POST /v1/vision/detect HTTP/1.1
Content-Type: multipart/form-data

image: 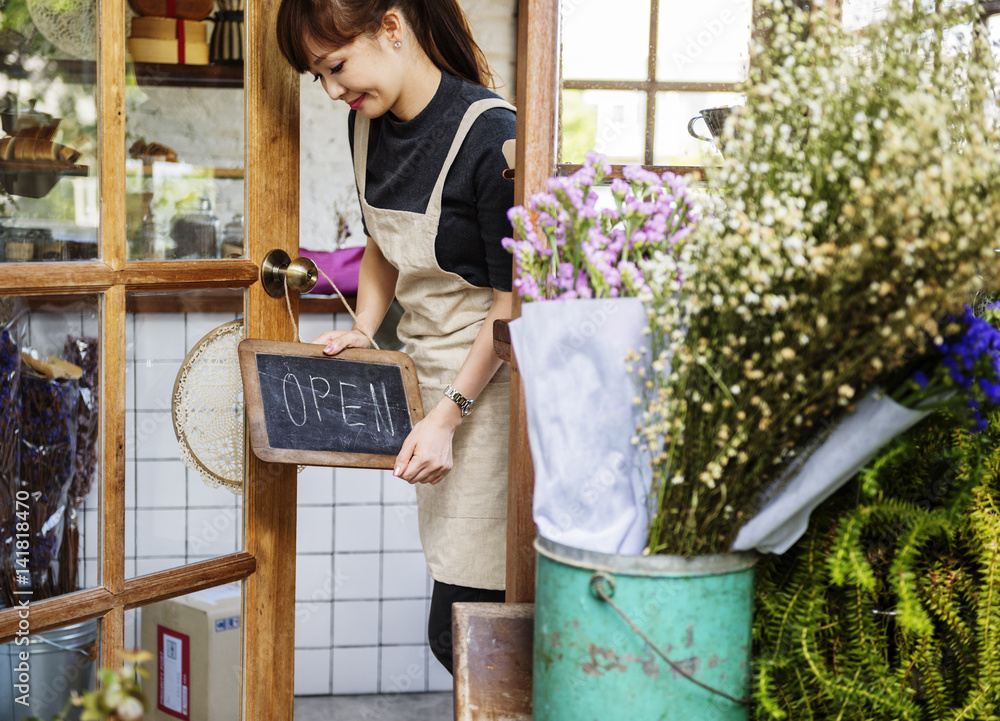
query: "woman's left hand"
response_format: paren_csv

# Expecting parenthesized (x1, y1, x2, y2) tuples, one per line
(393, 399, 464, 484)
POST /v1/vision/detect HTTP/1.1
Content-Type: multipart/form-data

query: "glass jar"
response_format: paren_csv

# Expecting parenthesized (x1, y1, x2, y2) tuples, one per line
(220, 212, 244, 258)
(169, 195, 219, 259)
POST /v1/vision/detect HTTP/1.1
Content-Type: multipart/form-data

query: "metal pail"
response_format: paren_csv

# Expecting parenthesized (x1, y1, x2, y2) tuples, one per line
(0, 618, 98, 721)
(533, 537, 756, 720)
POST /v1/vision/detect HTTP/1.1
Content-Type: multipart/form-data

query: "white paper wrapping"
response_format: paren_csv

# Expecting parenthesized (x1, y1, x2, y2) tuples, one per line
(731, 389, 931, 554)
(508, 298, 653, 555)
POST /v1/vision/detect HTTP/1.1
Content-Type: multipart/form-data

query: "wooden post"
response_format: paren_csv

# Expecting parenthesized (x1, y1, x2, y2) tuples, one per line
(507, 0, 559, 604)
(243, 0, 300, 717)
(97, 0, 127, 668)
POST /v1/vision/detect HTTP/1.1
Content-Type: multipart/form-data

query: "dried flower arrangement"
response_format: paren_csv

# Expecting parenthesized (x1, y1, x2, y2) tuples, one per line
(637, 0, 1000, 555)
(18, 366, 80, 598)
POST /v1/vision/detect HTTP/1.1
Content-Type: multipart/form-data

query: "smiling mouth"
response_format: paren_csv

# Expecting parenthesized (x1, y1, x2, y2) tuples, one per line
(348, 94, 366, 110)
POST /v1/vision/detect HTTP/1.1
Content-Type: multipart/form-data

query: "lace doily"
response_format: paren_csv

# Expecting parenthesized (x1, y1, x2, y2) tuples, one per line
(26, 0, 134, 60)
(172, 319, 245, 494)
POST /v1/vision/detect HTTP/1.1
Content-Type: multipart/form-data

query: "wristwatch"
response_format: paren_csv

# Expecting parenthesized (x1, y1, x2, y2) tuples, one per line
(444, 385, 475, 417)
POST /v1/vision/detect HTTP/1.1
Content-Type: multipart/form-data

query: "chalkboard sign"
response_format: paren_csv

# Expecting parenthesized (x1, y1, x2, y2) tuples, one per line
(238, 339, 424, 469)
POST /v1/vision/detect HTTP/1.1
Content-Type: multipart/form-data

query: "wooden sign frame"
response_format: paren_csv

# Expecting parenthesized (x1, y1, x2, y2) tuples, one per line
(238, 339, 424, 469)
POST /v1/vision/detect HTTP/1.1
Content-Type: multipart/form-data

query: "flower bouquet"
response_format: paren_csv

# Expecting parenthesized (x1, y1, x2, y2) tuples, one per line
(503, 153, 699, 554)
(638, 0, 1000, 557)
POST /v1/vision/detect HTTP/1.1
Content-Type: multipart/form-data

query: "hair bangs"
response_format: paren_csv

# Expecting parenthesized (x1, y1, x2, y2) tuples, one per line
(276, 0, 364, 74)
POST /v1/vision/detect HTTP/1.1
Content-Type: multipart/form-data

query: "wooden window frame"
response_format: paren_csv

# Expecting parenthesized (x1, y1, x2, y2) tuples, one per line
(556, 0, 749, 179)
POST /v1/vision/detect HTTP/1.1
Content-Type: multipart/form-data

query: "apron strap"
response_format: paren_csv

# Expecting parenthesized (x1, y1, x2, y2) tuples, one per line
(353, 112, 371, 199)
(426, 98, 516, 220)
(352, 97, 516, 219)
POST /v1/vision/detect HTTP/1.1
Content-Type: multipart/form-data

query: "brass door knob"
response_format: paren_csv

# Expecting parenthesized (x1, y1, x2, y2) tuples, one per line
(260, 249, 319, 298)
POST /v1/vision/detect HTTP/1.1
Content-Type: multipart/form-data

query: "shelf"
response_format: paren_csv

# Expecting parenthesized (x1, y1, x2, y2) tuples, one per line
(0, 162, 89, 198)
(0, 161, 88, 176)
(133, 164, 243, 179)
(49, 59, 243, 89)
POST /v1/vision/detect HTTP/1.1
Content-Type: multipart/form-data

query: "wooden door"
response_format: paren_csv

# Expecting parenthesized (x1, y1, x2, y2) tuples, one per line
(0, 0, 299, 718)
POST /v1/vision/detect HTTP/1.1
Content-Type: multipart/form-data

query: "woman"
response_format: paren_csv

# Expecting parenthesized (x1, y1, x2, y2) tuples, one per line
(276, 0, 515, 674)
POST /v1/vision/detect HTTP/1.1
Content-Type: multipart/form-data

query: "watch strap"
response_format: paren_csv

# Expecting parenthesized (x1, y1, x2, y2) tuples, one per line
(444, 385, 474, 417)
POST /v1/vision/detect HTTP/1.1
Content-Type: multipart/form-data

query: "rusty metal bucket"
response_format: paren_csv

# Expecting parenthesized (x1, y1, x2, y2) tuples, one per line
(533, 537, 756, 720)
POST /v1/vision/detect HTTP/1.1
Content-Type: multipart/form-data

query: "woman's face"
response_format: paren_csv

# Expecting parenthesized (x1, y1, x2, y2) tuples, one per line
(304, 31, 402, 119)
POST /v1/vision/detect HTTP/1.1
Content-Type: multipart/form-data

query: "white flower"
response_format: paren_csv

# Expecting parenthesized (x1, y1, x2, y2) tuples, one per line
(116, 697, 145, 721)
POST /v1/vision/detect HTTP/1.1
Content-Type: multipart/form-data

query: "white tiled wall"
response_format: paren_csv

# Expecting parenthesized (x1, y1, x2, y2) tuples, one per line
(292, 315, 450, 695)
(64, 309, 448, 697)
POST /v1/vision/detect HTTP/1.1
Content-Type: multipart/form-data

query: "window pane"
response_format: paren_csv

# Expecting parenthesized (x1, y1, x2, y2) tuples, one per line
(653, 91, 743, 166)
(561, 0, 651, 81)
(123, 290, 244, 580)
(0, 1, 100, 263)
(656, 0, 751, 83)
(0, 618, 99, 719)
(560, 89, 646, 165)
(129, 585, 243, 718)
(1, 294, 102, 606)
(125, 0, 245, 261)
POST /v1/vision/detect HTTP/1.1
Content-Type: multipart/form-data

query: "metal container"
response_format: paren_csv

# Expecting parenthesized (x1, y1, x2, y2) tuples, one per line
(533, 537, 756, 721)
(0, 619, 98, 721)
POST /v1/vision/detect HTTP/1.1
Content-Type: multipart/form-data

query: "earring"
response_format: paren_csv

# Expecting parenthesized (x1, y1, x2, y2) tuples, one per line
(394, 41, 401, 48)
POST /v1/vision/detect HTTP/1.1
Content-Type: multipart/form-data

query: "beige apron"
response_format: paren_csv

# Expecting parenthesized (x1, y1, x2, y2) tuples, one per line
(353, 98, 514, 590)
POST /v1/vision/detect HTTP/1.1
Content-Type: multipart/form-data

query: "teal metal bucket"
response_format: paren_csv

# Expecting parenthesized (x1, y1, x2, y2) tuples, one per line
(0, 619, 97, 721)
(533, 537, 757, 720)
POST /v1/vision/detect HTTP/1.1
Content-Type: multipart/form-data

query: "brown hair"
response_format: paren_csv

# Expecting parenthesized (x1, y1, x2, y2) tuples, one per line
(276, 0, 493, 88)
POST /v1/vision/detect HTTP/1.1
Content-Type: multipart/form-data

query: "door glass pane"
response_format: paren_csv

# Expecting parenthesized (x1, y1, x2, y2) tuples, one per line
(0, 618, 100, 720)
(654, 90, 744, 166)
(123, 290, 244, 580)
(656, 0, 751, 83)
(125, 0, 245, 261)
(0, 294, 101, 608)
(561, 89, 646, 165)
(561, 0, 651, 81)
(0, 1, 100, 263)
(127, 586, 243, 719)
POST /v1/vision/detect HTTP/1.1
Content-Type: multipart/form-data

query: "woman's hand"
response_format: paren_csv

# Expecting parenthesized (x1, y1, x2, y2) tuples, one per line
(311, 329, 371, 356)
(393, 399, 464, 484)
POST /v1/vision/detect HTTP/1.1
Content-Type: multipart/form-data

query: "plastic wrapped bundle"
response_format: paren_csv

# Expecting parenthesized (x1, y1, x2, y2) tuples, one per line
(56, 336, 98, 596)
(19, 369, 79, 599)
(0, 298, 26, 608)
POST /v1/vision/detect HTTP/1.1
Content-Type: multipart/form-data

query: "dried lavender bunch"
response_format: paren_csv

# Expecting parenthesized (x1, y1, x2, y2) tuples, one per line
(0, 326, 19, 607)
(19, 370, 79, 599)
(56, 335, 99, 595)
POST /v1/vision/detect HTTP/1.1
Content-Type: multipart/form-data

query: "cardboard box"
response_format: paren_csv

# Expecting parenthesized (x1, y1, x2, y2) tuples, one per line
(141, 584, 242, 721)
(127, 37, 209, 65)
(131, 17, 209, 44)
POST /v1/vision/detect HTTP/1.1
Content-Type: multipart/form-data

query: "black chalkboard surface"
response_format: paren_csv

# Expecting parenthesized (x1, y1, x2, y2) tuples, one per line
(238, 339, 424, 468)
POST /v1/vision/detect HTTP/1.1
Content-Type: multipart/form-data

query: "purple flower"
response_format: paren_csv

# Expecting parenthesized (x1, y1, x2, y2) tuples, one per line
(623, 164, 662, 186)
(912, 370, 928, 388)
(503, 151, 698, 301)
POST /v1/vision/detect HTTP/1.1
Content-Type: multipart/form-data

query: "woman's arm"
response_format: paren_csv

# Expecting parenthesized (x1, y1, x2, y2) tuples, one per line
(393, 288, 512, 484)
(312, 237, 398, 353)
